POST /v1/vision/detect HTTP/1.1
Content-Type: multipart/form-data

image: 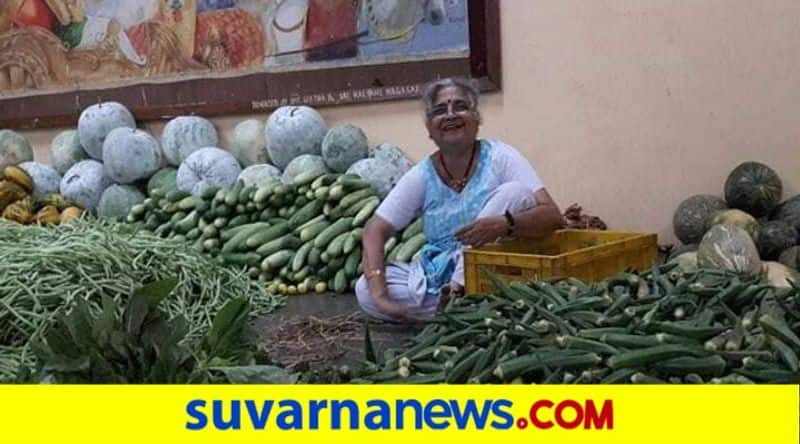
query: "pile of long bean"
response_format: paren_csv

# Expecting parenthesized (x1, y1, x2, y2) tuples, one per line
(353, 263, 800, 384)
(0, 219, 284, 382)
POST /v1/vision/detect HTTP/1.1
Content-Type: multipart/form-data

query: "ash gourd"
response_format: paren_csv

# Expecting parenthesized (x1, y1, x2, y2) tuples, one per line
(0, 130, 34, 170)
(77, 102, 136, 160)
(266, 106, 328, 170)
(50, 130, 88, 175)
(162, 116, 219, 166)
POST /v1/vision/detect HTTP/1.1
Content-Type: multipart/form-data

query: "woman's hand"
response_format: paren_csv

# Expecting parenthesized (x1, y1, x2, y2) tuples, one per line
(455, 215, 508, 247)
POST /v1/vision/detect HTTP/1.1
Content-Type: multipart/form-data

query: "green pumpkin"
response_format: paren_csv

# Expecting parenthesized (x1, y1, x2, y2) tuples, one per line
(773, 194, 800, 232)
(724, 161, 782, 218)
(756, 220, 797, 261)
(778, 246, 800, 270)
(672, 195, 727, 244)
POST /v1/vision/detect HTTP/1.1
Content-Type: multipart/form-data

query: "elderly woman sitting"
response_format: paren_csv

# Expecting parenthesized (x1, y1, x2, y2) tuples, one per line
(356, 77, 564, 322)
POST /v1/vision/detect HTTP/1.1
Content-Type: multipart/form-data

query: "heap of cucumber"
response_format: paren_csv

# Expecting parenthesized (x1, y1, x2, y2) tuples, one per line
(127, 171, 425, 295)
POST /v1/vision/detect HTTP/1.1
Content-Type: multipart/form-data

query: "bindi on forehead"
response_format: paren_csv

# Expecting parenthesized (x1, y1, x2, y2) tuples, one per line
(434, 87, 469, 106)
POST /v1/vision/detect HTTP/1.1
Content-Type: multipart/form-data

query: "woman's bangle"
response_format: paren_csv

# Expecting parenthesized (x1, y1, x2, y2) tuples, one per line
(365, 268, 384, 280)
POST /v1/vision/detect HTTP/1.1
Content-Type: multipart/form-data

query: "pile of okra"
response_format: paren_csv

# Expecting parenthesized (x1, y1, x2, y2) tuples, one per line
(353, 263, 800, 384)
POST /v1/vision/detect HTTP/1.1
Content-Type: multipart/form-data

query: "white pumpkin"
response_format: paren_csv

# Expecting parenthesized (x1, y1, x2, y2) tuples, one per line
(77, 102, 136, 160)
(59, 160, 114, 211)
(238, 164, 281, 187)
(230, 119, 270, 166)
(347, 157, 409, 198)
(97, 184, 146, 220)
(177, 147, 242, 196)
(321, 124, 369, 173)
(266, 106, 327, 170)
(0, 129, 34, 169)
(50, 130, 88, 175)
(281, 154, 329, 184)
(162, 116, 219, 166)
(18, 161, 61, 199)
(102, 127, 162, 184)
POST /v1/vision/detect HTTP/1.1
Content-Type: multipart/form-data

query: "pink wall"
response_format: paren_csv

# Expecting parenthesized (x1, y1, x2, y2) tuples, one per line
(16, 1, 800, 244)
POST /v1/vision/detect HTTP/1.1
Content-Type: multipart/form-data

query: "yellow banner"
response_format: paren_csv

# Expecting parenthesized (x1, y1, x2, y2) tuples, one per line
(0, 385, 796, 443)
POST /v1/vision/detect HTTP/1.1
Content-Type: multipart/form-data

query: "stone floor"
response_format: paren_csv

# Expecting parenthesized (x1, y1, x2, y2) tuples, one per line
(256, 292, 418, 371)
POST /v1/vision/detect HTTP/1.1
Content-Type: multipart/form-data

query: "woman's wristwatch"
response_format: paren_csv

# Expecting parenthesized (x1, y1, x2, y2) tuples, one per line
(504, 210, 516, 236)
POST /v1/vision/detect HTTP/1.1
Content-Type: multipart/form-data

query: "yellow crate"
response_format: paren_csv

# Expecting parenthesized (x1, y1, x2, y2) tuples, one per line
(463, 229, 658, 294)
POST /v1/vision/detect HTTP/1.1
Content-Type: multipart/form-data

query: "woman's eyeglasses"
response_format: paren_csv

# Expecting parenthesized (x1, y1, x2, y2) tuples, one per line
(427, 99, 475, 119)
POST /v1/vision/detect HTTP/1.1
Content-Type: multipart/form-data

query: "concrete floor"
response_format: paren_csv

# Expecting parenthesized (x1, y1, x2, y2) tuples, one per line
(256, 292, 418, 372)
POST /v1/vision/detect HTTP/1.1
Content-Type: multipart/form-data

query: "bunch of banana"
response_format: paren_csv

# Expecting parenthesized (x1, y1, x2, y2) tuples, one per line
(0, 165, 84, 226)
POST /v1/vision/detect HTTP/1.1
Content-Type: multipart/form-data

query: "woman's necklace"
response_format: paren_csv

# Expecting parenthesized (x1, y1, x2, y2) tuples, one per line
(439, 142, 477, 192)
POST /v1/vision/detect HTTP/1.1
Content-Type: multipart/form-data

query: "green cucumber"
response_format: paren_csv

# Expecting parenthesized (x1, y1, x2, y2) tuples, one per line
(326, 231, 351, 258)
(292, 241, 314, 272)
(300, 221, 332, 243)
(344, 247, 362, 278)
(401, 218, 424, 241)
(220, 223, 259, 243)
(253, 180, 281, 203)
(202, 238, 220, 251)
(221, 252, 261, 267)
(292, 169, 326, 186)
(395, 233, 425, 262)
(314, 186, 330, 200)
(200, 186, 220, 200)
(342, 232, 358, 255)
(239, 185, 255, 204)
(328, 184, 346, 201)
(351, 197, 381, 225)
(202, 225, 219, 239)
(166, 189, 190, 203)
(222, 222, 272, 253)
(314, 217, 355, 248)
(288, 200, 324, 229)
(177, 196, 203, 211)
(212, 203, 232, 218)
(244, 221, 290, 249)
(294, 214, 326, 234)
(292, 266, 311, 282)
(226, 214, 249, 228)
(384, 236, 398, 255)
(307, 247, 323, 267)
(338, 188, 377, 211)
(174, 211, 199, 234)
(225, 181, 243, 206)
(170, 211, 187, 224)
(186, 228, 201, 240)
(262, 250, 295, 271)
(337, 176, 371, 191)
(311, 173, 339, 190)
(333, 269, 348, 293)
(255, 234, 302, 257)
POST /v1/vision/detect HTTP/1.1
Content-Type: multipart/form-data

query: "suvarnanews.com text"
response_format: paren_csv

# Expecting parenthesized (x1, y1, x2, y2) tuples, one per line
(186, 398, 614, 431)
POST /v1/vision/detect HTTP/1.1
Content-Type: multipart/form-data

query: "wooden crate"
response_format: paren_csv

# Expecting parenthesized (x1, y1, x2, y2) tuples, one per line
(463, 230, 658, 294)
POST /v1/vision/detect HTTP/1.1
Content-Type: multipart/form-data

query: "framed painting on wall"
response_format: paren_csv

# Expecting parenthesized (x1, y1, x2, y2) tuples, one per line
(0, 0, 500, 129)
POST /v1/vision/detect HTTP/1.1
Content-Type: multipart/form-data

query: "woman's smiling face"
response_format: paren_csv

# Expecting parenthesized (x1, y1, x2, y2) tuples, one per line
(425, 86, 480, 149)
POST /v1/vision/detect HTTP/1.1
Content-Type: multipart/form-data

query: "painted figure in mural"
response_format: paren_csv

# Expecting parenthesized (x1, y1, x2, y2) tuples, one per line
(0, 0, 464, 94)
(356, 78, 566, 323)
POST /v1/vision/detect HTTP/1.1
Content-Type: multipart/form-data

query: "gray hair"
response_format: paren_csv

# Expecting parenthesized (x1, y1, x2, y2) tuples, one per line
(421, 77, 480, 115)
